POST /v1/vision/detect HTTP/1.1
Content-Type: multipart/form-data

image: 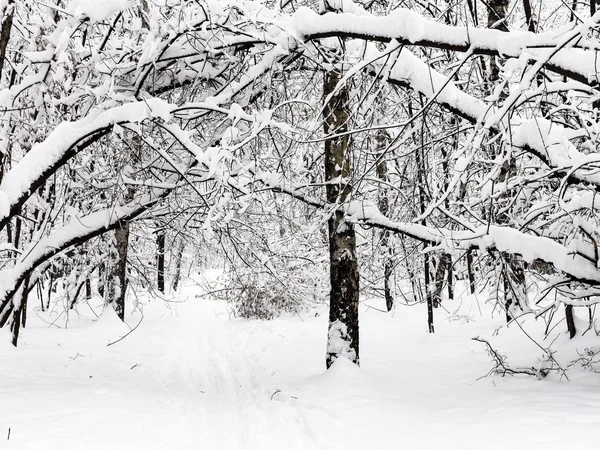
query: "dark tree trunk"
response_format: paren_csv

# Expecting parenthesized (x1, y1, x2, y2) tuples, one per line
(485, 0, 528, 321)
(113, 222, 129, 321)
(446, 255, 454, 300)
(46, 272, 53, 310)
(85, 278, 91, 300)
(413, 97, 434, 332)
(97, 263, 105, 298)
(466, 250, 476, 294)
(14, 215, 21, 251)
(486, 0, 509, 91)
(522, 0, 537, 32)
(10, 275, 29, 347)
(156, 230, 165, 293)
(425, 253, 434, 333)
(565, 304, 576, 339)
(171, 240, 185, 292)
(0, 0, 14, 82)
(323, 63, 360, 369)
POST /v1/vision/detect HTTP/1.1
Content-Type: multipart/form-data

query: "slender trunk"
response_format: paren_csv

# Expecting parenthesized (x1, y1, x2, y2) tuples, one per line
(171, 240, 185, 292)
(323, 60, 360, 369)
(486, 0, 528, 321)
(113, 222, 129, 321)
(446, 255, 454, 300)
(156, 230, 165, 293)
(98, 262, 105, 298)
(522, 0, 536, 32)
(0, 0, 15, 188)
(14, 215, 21, 251)
(38, 282, 44, 312)
(466, 250, 476, 294)
(375, 130, 394, 311)
(0, 0, 15, 82)
(425, 253, 434, 333)
(10, 275, 29, 347)
(46, 272, 53, 310)
(433, 252, 451, 307)
(413, 97, 435, 332)
(565, 304, 576, 339)
(20, 284, 27, 328)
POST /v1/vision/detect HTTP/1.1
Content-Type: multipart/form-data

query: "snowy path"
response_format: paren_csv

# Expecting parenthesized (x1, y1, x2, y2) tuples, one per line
(2, 296, 600, 449)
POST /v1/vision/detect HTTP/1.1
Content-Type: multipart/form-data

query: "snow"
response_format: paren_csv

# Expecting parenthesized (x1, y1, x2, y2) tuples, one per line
(288, 7, 600, 84)
(0, 191, 163, 309)
(0, 99, 172, 228)
(326, 319, 356, 363)
(69, 0, 134, 22)
(2, 282, 600, 449)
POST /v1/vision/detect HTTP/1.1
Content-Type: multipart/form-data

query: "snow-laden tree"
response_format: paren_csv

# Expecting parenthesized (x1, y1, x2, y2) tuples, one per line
(0, 0, 599, 371)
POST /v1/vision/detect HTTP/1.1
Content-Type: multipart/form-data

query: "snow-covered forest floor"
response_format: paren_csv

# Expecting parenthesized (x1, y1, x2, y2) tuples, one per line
(2, 277, 600, 450)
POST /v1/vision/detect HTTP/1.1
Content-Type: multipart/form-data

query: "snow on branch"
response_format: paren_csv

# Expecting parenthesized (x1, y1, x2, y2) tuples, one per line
(289, 7, 600, 86)
(259, 172, 600, 287)
(347, 201, 600, 286)
(0, 99, 173, 231)
(378, 47, 600, 189)
(0, 188, 170, 325)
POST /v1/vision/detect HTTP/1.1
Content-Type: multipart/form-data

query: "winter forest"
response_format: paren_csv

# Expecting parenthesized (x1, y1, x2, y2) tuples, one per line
(2, 0, 600, 447)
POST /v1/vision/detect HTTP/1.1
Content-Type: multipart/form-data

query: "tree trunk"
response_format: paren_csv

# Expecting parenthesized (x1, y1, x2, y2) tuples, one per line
(85, 278, 91, 300)
(425, 253, 434, 333)
(522, 0, 536, 32)
(171, 239, 185, 292)
(0, 0, 14, 82)
(323, 60, 360, 369)
(156, 230, 165, 293)
(113, 222, 129, 321)
(486, 0, 529, 321)
(10, 275, 29, 347)
(375, 130, 394, 311)
(413, 97, 435, 332)
(565, 304, 576, 339)
(446, 255, 454, 300)
(466, 250, 476, 294)
(433, 252, 451, 307)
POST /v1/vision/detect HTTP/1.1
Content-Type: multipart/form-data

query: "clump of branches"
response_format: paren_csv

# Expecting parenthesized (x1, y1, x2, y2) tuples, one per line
(211, 271, 302, 320)
(472, 336, 567, 380)
(568, 347, 600, 373)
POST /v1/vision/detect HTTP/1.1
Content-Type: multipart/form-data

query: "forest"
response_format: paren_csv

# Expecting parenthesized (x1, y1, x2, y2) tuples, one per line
(2, 0, 600, 448)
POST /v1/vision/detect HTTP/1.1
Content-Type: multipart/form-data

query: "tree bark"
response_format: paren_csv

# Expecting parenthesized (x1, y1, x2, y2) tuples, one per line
(522, 0, 537, 32)
(413, 97, 435, 332)
(113, 222, 129, 321)
(565, 304, 576, 339)
(466, 250, 476, 294)
(375, 130, 394, 311)
(171, 239, 185, 292)
(323, 56, 360, 369)
(433, 252, 451, 307)
(486, 0, 529, 321)
(0, 0, 14, 82)
(10, 275, 29, 347)
(156, 230, 165, 293)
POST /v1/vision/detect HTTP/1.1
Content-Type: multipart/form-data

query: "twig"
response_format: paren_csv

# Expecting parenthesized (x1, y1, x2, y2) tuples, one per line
(107, 316, 144, 347)
(472, 336, 538, 378)
(271, 389, 281, 400)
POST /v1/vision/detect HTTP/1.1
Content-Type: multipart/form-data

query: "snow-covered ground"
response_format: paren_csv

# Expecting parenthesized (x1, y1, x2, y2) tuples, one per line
(2, 280, 600, 450)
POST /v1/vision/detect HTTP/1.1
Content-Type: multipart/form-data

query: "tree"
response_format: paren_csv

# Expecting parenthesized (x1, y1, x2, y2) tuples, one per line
(0, 1, 598, 370)
(322, 5, 360, 366)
